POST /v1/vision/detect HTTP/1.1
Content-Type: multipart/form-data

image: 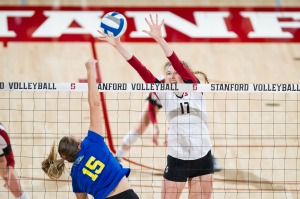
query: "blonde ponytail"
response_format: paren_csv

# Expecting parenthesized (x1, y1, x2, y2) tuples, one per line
(42, 143, 65, 179)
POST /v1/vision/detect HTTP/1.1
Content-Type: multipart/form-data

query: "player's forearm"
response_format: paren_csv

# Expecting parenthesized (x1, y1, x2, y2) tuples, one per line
(155, 37, 173, 57)
(148, 103, 157, 124)
(115, 42, 133, 61)
(168, 52, 198, 83)
(153, 30, 197, 82)
(0, 158, 7, 178)
(87, 67, 100, 108)
(127, 56, 157, 83)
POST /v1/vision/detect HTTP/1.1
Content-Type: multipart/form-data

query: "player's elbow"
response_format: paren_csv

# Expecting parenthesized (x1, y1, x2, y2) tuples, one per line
(88, 93, 101, 108)
(0, 156, 4, 162)
(0, 156, 6, 165)
(89, 100, 101, 108)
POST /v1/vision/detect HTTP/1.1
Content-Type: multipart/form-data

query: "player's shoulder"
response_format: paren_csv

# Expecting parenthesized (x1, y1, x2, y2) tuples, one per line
(0, 123, 9, 137)
(87, 130, 104, 142)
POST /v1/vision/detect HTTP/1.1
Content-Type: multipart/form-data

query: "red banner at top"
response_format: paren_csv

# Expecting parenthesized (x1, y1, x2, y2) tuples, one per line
(0, 6, 300, 42)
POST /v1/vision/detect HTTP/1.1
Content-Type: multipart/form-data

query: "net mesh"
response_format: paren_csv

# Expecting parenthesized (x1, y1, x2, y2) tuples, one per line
(0, 84, 299, 199)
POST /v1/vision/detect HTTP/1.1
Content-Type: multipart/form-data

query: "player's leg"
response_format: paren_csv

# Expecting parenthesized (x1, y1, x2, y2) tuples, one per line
(6, 169, 30, 199)
(161, 179, 186, 199)
(188, 174, 213, 199)
(162, 155, 190, 199)
(187, 150, 214, 199)
(116, 102, 150, 160)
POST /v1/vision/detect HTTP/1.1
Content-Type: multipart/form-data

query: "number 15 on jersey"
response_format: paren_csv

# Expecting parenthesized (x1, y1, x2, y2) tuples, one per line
(82, 156, 105, 181)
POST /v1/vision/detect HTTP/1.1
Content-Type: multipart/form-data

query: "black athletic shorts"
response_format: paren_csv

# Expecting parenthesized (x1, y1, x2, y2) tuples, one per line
(163, 150, 214, 182)
(106, 189, 139, 199)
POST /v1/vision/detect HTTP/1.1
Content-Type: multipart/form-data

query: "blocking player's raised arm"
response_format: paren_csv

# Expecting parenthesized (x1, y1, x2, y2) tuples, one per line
(97, 30, 157, 83)
(143, 14, 198, 83)
(97, 31, 133, 61)
(85, 59, 102, 135)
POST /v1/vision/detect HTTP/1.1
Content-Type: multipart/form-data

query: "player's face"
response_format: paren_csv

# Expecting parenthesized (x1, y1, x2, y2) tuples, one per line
(165, 66, 183, 84)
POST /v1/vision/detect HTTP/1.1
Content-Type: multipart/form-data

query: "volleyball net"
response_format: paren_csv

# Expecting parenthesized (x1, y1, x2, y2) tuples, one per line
(0, 82, 299, 199)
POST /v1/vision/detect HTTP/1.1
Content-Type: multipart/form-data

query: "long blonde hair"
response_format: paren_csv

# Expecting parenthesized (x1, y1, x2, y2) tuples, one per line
(42, 136, 80, 179)
(41, 143, 65, 179)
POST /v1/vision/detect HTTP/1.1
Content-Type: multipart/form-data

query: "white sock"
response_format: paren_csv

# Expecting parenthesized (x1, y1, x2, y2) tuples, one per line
(122, 129, 140, 146)
(16, 192, 30, 199)
(116, 145, 128, 158)
(116, 129, 140, 158)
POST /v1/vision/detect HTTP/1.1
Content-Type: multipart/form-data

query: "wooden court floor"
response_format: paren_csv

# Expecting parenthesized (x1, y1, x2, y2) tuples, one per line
(0, 1, 300, 199)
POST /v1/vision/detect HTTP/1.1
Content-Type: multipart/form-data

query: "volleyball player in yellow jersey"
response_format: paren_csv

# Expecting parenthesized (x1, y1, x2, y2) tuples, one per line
(99, 14, 213, 199)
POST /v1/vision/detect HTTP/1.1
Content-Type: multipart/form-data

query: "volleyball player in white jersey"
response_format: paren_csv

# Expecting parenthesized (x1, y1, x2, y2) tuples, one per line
(98, 14, 213, 199)
(0, 123, 30, 199)
(115, 73, 221, 173)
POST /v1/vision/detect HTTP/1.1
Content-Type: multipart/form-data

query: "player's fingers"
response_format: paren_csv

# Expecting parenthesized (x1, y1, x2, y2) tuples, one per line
(159, 19, 164, 28)
(145, 17, 151, 27)
(3, 179, 8, 189)
(150, 14, 155, 25)
(97, 30, 105, 35)
(142, 30, 151, 36)
(97, 30, 109, 39)
(96, 36, 106, 41)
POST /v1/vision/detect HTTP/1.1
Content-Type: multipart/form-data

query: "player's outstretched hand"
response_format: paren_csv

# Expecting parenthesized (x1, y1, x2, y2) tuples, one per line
(143, 14, 164, 41)
(97, 30, 121, 47)
(85, 58, 98, 71)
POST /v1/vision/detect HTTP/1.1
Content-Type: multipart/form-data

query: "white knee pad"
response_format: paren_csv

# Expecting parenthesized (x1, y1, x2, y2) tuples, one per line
(17, 192, 30, 199)
(122, 130, 140, 146)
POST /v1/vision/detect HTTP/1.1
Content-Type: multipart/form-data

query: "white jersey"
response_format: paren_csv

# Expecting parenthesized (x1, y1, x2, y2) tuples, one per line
(155, 91, 212, 160)
(0, 124, 9, 156)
